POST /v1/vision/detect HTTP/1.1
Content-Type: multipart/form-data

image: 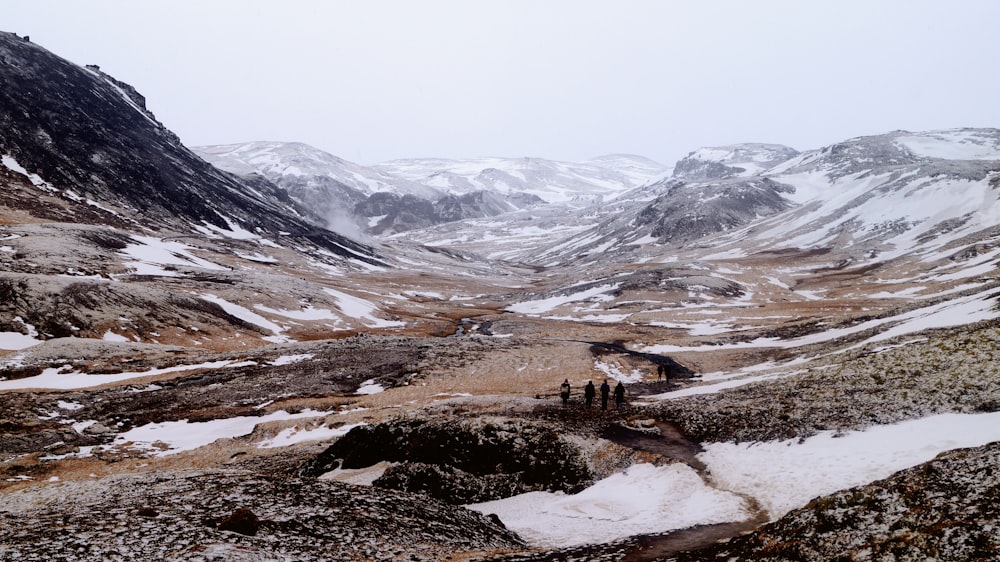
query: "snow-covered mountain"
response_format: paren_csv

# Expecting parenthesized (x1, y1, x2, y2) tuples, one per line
(195, 141, 444, 200)
(398, 129, 1000, 270)
(196, 142, 669, 234)
(730, 128, 1000, 260)
(673, 143, 799, 181)
(375, 154, 669, 206)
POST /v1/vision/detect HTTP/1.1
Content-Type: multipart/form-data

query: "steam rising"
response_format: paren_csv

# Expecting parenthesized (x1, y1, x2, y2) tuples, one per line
(325, 209, 368, 242)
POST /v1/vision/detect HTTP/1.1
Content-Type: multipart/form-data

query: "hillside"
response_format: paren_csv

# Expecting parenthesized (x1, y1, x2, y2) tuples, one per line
(2, 30, 1000, 561)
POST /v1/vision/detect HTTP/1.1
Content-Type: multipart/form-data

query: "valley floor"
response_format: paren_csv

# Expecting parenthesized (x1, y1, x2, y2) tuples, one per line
(3, 228, 1000, 560)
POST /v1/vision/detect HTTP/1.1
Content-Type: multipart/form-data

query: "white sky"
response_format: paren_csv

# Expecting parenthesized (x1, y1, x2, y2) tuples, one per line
(5, 1, 999, 165)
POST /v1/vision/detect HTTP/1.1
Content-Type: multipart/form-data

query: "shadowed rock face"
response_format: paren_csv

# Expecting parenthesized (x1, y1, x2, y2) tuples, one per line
(637, 177, 794, 243)
(301, 416, 594, 503)
(0, 31, 379, 264)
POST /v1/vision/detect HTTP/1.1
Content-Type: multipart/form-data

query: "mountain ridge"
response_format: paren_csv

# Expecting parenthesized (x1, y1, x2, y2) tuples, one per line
(0, 31, 381, 266)
(196, 141, 670, 235)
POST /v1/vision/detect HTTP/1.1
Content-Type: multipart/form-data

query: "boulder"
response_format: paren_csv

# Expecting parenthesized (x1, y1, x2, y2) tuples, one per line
(218, 507, 260, 536)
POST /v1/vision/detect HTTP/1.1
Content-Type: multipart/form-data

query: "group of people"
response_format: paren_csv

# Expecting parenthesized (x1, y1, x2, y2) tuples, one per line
(559, 378, 625, 410)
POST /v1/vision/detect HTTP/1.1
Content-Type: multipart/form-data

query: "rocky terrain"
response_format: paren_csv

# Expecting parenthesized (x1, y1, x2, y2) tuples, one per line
(3, 30, 1000, 561)
(0, 469, 525, 561)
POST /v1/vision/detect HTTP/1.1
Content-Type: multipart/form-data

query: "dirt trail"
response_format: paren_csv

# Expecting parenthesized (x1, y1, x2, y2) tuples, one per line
(603, 421, 768, 561)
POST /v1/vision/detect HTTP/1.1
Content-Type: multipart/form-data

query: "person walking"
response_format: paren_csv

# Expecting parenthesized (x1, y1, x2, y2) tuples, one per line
(584, 380, 596, 407)
(599, 379, 611, 410)
(559, 378, 571, 406)
(614, 381, 626, 410)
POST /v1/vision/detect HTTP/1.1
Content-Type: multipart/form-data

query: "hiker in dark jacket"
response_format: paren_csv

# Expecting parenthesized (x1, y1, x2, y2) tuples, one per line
(614, 381, 626, 410)
(599, 379, 611, 410)
(584, 380, 596, 407)
(559, 378, 571, 406)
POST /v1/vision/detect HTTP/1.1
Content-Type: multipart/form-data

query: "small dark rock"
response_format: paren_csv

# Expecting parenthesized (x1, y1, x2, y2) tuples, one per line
(218, 507, 260, 536)
(136, 506, 158, 518)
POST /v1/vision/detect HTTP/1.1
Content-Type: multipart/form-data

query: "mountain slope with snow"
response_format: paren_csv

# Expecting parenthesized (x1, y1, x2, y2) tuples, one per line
(197, 142, 669, 234)
(0, 33, 380, 267)
(673, 143, 800, 181)
(430, 128, 1000, 267)
(195, 141, 444, 200)
(375, 154, 669, 206)
(726, 129, 1000, 260)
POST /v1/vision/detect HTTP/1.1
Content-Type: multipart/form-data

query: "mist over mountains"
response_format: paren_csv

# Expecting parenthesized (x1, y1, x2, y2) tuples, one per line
(194, 141, 671, 236)
(3, 29, 1000, 561)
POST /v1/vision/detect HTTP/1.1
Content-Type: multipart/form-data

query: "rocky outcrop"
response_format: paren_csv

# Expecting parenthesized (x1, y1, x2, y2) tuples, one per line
(301, 416, 594, 502)
(668, 441, 1000, 562)
(636, 177, 794, 243)
(216, 507, 261, 536)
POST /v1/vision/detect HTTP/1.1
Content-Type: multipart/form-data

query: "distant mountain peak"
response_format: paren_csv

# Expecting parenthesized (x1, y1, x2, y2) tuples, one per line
(375, 154, 666, 205)
(673, 143, 800, 181)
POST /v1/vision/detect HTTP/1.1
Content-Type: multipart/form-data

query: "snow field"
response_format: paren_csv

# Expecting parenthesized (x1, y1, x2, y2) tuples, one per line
(894, 130, 1000, 160)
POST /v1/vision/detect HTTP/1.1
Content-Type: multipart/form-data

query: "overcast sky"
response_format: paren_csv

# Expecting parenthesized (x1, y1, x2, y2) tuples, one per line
(6, 1, 999, 166)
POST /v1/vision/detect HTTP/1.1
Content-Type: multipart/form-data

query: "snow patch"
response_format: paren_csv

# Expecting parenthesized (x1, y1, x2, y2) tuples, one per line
(257, 422, 365, 449)
(120, 236, 227, 276)
(0, 360, 250, 391)
(468, 463, 749, 548)
(355, 379, 385, 395)
(323, 288, 405, 328)
(269, 354, 314, 366)
(115, 409, 335, 456)
(700, 411, 1000, 519)
(507, 284, 620, 315)
(199, 294, 291, 343)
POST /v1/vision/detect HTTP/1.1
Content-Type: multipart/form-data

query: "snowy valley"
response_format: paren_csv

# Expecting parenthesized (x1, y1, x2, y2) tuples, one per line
(2, 30, 1000, 561)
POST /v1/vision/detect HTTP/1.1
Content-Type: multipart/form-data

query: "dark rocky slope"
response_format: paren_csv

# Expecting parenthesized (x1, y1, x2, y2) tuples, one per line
(636, 177, 794, 244)
(0, 31, 380, 264)
(358, 190, 541, 235)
